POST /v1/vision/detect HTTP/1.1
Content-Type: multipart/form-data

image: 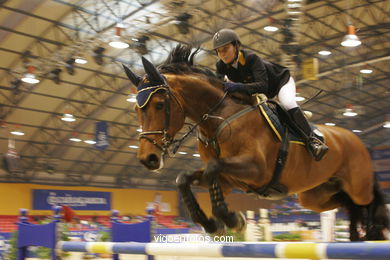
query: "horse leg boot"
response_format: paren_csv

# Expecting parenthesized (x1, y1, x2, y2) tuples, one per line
(176, 170, 225, 234)
(204, 159, 246, 232)
(288, 107, 328, 161)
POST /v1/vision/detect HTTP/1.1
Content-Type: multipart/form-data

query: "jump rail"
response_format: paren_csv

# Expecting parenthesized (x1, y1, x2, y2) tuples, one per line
(58, 241, 390, 259)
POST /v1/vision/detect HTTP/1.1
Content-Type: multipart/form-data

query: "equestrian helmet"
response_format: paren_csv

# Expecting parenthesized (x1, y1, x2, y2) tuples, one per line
(212, 29, 240, 50)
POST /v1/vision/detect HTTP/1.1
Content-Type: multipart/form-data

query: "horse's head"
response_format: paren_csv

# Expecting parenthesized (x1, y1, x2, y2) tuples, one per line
(123, 57, 185, 171)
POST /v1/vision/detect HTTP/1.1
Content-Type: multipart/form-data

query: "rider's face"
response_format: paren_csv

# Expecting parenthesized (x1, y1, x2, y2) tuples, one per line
(216, 43, 236, 64)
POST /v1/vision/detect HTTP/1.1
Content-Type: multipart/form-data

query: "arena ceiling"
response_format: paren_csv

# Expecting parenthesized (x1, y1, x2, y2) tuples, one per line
(0, 0, 389, 189)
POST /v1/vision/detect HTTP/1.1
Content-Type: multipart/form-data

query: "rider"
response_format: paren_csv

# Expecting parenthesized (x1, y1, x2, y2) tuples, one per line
(212, 28, 328, 161)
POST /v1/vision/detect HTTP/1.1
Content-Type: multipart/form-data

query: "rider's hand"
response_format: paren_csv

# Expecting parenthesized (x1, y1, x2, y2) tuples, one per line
(223, 82, 246, 94)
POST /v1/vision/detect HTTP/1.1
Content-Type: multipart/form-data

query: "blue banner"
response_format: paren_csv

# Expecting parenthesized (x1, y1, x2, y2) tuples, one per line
(95, 121, 109, 150)
(32, 190, 111, 210)
(371, 147, 390, 182)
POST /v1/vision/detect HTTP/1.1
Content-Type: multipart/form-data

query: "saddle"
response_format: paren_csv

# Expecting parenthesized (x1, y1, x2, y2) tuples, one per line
(258, 100, 325, 145)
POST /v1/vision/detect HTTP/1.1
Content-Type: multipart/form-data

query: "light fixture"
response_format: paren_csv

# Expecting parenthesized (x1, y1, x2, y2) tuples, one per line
(343, 104, 358, 117)
(84, 134, 96, 144)
(325, 122, 336, 126)
(75, 56, 88, 64)
(384, 117, 390, 128)
(318, 50, 331, 56)
(61, 113, 76, 122)
(341, 25, 361, 47)
(352, 129, 362, 133)
(69, 137, 81, 142)
(126, 93, 137, 103)
(65, 58, 76, 75)
(21, 66, 40, 84)
(92, 47, 105, 65)
(192, 153, 200, 157)
(134, 36, 150, 55)
(264, 25, 278, 32)
(295, 94, 305, 102)
(10, 126, 25, 136)
(136, 128, 142, 132)
(48, 68, 61, 84)
(178, 151, 187, 155)
(175, 13, 192, 35)
(109, 25, 129, 49)
(129, 145, 139, 149)
(69, 133, 81, 142)
(360, 69, 373, 74)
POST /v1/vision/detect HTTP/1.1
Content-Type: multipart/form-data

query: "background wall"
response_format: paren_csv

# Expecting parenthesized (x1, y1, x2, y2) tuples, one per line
(0, 183, 178, 216)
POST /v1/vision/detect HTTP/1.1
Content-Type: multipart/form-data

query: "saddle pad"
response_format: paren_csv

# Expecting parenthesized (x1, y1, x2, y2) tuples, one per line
(258, 102, 324, 145)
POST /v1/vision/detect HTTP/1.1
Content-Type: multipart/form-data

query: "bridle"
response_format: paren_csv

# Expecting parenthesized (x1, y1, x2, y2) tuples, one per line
(138, 83, 185, 156)
(138, 81, 228, 157)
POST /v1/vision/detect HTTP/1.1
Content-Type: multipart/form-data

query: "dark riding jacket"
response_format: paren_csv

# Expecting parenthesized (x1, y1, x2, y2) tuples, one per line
(216, 50, 291, 98)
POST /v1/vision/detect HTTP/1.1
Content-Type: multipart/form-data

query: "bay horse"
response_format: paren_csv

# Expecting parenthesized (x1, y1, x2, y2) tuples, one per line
(123, 45, 389, 240)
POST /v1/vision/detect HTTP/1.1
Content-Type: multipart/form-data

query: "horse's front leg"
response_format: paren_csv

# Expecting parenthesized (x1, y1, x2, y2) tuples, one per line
(204, 155, 261, 232)
(176, 170, 225, 234)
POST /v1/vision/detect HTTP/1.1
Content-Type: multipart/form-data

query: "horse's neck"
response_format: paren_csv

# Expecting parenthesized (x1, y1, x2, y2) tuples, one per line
(172, 76, 248, 135)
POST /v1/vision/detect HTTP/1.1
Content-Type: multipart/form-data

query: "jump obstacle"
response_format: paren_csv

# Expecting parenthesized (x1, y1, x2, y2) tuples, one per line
(17, 207, 390, 260)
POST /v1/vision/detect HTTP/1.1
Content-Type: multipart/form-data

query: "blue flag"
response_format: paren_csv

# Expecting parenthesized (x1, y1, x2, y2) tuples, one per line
(95, 121, 109, 150)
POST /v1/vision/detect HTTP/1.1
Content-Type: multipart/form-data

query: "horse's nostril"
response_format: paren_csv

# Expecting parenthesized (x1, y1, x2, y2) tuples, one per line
(147, 154, 159, 166)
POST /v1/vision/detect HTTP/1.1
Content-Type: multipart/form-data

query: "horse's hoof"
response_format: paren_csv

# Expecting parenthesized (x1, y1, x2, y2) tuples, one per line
(210, 218, 227, 236)
(233, 211, 247, 233)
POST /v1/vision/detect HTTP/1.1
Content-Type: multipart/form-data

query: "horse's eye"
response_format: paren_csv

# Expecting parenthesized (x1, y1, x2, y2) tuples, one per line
(155, 102, 164, 110)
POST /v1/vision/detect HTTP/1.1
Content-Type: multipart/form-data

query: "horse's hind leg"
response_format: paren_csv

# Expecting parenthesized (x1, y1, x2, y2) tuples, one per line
(176, 170, 225, 234)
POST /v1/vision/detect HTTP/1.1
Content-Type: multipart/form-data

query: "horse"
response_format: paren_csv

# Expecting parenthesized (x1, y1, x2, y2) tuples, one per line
(122, 45, 389, 241)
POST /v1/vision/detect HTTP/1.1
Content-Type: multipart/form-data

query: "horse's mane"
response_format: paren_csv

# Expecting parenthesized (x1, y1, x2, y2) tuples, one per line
(158, 44, 222, 85)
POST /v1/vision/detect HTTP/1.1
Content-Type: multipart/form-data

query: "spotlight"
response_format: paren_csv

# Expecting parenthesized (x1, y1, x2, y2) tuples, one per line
(92, 47, 105, 65)
(175, 13, 192, 35)
(48, 68, 61, 84)
(65, 58, 76, 75)
(134, 36, 149, 55)
(10, 79, 22, 94)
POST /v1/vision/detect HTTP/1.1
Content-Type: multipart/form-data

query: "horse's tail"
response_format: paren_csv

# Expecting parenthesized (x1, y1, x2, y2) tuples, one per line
(335, 179, 389, 241)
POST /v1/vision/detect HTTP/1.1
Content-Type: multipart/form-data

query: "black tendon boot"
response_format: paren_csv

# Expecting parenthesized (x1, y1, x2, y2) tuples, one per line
(288, 107, 328, 161)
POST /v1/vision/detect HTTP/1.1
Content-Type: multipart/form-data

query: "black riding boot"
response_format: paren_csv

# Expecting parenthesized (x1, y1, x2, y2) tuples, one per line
(288, 107, 328, 161)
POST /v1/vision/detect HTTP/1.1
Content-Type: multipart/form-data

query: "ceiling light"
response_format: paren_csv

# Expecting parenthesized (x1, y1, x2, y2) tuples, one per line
(264, 26, 278, 32)
(192, 153, 200, 157)
(69, 137, 81, 142)
(129, 145, 139, 149)
(10, 130, 25, 136)
(109, 26, 129, 49)
(61, 113, 76, 122)
(343, 108, 358, 117)
(75, 57, 88, 64)
(360, 69, 373, 74)
(352, 129, 362, 133)
(341, 25, 361, 47)
(126, 94, 137, 103)
(65, 58, 76, 75)
(49, 68, 61, 84)
(325, 122, 336, 126)
(21, 65, 40, 84)
(178, 151, 187, 155)
(318, 50, 331, 56)
(384, 117, 390, 128)
(136, 128, 142, 132)
(84, 139, 96, 145)
(295, 95, 305, 102)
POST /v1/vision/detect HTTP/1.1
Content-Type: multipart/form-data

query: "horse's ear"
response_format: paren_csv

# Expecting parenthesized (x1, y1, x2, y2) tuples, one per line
(141, 56, 165, 84)
(122, 64, 141, 86)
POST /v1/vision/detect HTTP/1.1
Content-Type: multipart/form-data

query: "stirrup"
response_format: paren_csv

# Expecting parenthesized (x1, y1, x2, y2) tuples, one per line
(308, 137, 328, 161)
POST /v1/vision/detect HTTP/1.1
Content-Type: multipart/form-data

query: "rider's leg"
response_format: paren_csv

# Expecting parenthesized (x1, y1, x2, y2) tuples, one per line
(278, 77, 328, 161)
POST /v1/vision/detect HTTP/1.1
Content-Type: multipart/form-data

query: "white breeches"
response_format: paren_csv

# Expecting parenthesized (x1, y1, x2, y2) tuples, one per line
(278, 76, 298, 111)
